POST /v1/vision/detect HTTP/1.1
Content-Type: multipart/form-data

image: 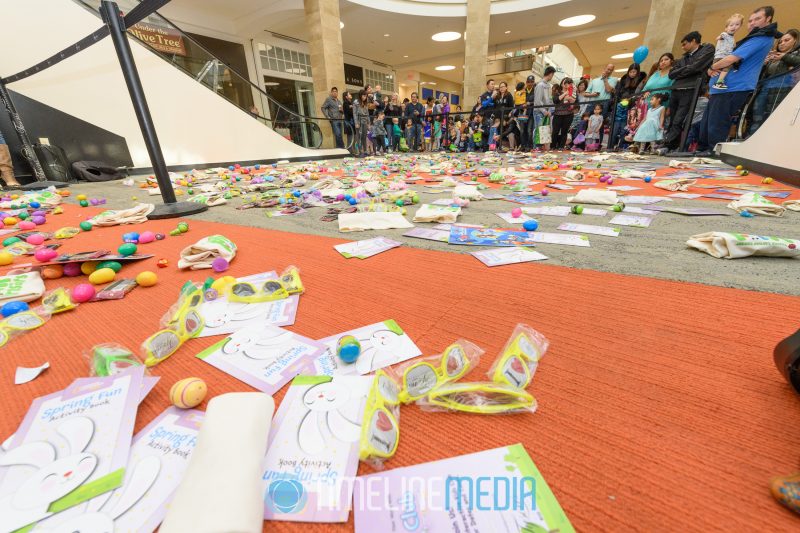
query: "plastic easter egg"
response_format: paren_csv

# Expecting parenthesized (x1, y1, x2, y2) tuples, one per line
(2, 237, 19, 246)
(79, 200, 89, 207)
(644, 176, 652, 183)
(81, 261, 100, 275)
(17, 212, 28, 220)
(42, 264, 64, 279)
(348, 198, 357, 205)
(335, 194, 345, 201)
(606, 177, 614, 185)
(89, 267, 116, 285)
(612, 203, 624, 212)
(90, 198, 99, 206)
(155, 233, 166, 240)
(122, 232, 139, 243)
(80, 221, 93, 231)
(523, 219, 539, 231)
(511, 207, 523, 218)
(3, 217, 18, 226)
(18, 221, 36, 231)
(118, 243, 137, 256)
(763, 177, 773, 184)
(228, 165, 235, 171)
(138, 231, 156, 244)
(31, 210, 45, 218)
(71, 283, 96, 303)
(1, 301, 29, 317)
(599, 175, 609, 183)
(63, 263, 82, 277)
(212, 257, 229, 273)
(170, 377, 208, 409)
(28, 201, 41, 209)
(97, 261, 122, 272)
(30, 216, 47, 226)
(34, 248, 58, 262)
(177, 222, 189, 233)
(571, 204, 584, 215)
(76, 194, 87, 201)
(0, 251, 13, 265)
(541, 189, 549, 196)
(26, 234, 45, 246)
(135, 271, 158, 287)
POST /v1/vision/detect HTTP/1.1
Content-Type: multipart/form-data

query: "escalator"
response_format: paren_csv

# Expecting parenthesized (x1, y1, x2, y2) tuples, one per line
(72, 0, 352, 151)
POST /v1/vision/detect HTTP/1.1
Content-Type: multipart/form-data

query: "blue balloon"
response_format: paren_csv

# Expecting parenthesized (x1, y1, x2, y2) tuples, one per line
(633, 45, 649, 65)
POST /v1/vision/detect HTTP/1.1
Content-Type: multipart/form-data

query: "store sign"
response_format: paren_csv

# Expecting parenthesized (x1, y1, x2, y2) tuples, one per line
(344, 63, 364, 87)
(129, 22, 187, 56)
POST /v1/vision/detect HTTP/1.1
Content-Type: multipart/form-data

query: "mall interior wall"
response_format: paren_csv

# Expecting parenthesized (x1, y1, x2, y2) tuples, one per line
(0, 0, 335, 169)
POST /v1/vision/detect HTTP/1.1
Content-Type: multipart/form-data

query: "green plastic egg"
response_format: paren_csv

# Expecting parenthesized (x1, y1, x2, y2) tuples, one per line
(118, 243, 137, 256)
(79, 221, 93, 231)
(97, 260, 122, 272)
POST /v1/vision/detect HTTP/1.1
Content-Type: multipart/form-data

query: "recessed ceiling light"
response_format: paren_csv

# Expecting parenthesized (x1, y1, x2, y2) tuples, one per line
(614, 68, 627, 73)
(432, 31, 461, 42)
(611, 52, 633, 59)
(607, 32, 639, 42)
(264, 82, 280, 86)
(384, 34, 390, 37)
(504, 30, 511, 34)
(339, 21, 344, 29)
(428, 82, 437, 86)
(558, 15, 596, 27)
(435, 65, 456, 71)
(403, 55, 409, 58)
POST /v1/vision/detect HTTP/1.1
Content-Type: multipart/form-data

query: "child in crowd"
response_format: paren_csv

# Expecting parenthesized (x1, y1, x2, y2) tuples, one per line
(488, 117, 501, 151)
(449, 123, 461, 151)
(468, 115, 483, 151)
(622, 107, 640, 148)
(433, 117, 443, 151)
(633, 93, 666, 153)
(404, 118, 414, 152)
(372, 112, 387, 155)
(514, 82, 526, 108)
(502, 115, 521, 152)
(391, 117, 402, 152)
(585, 105, 604, 151)
(424, 120, 432, 152)
(571, 112, 590, 151)
(712, 13, 744, 90)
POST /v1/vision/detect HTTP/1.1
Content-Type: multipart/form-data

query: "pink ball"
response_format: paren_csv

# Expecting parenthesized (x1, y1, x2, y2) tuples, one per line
(31, 216, 46, 225)
(18, 221, 36, 230)
(26, 234, 45, 245)
(511, 207, 523, 218)
(138, 231, 156, 244)
(71, 283, 96, 303)
(212, 257, 229, 273)
(541, 189, 549, 196)
(606, 177, 614, 185)
(63, 263, 82, 277)
(34, 248, 58, 262)
(599, 175, 609, 183)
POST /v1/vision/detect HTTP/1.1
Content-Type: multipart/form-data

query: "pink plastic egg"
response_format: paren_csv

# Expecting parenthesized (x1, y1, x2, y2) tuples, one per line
(34, 248, 58, 262)
(511, 207, 523, 218)
(541, 189, 549, 196)
(599, 175, 609, 183)
(63, 263, 82, 277)
(18, 221, 36, 230)
(138, 231, 156, 244)
(606, 177, 614, 185)
(26, 234, 45, 245)
(71, 283, 96, 303)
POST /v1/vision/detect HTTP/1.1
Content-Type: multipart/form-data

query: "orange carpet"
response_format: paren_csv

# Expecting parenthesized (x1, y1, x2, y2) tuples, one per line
(2, 206, 800, 531)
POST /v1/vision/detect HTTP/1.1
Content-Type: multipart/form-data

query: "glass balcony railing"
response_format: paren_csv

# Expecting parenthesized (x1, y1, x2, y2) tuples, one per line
(72, 0, 352, 150)
(739, 65, 800, 138)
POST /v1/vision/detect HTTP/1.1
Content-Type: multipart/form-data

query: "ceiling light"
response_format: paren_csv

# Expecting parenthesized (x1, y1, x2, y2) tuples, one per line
(428, 82, 437, 86)
(614, 68, 628, 73)
(264, 82, 280, 86)
(403, 54, 409, 58)
(435, 65, 455, 71)
(432, 31, 461, 42)
(339, 21, 344, 29)
(504, 30, 511, 34)
(558, 15, 596, 27)
(611, 52, 633, 59)
(607, 32, 639, 42)
(384, 34, 390, 37)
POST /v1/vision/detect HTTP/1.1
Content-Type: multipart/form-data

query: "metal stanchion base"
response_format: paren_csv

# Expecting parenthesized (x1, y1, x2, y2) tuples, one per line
(147, 201, 208, 220)
(21, 180, 70, 190)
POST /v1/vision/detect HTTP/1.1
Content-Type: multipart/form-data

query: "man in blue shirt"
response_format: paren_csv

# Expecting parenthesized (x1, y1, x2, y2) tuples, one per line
(697, 6, 779, 154)
(583, 63, 619, 148)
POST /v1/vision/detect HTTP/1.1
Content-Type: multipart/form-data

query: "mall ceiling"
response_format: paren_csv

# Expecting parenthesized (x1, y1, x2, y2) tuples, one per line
(164, 0, 800, 84)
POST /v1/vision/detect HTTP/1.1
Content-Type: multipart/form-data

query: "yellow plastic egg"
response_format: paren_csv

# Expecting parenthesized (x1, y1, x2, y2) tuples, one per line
(762, 177, 773, 184)
(10, 194, 18, 200)
(735, 165, 743, 171)
(76, 193, 87, 201)
(88, 267, 116, 285)
(81, 261, 100, 275)
(210, 275, 236, 294)
(0, 251, 13, 266)
(135, 271, 158, 287)
(3, 217, 18, 226)
(169, 377, 207, 409)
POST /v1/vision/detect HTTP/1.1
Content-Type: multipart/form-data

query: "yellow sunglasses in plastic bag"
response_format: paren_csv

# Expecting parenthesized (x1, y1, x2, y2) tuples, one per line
(359, 370, 400, 462)
(0, 309, 49, 348)
(489, 324, 549, 389)
(397, 339, 483, 403)
(142, 286, 204, 367)
(421, 382, 537, 415)
(228, 267, 304, 303)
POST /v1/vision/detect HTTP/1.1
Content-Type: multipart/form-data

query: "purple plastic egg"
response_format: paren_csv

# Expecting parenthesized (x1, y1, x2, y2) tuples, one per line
(31, 210, 45, 217)
(63, 263, 82, 277)
(90, 198, 99, 206)
(31, 216, 46, 225)
(155, 233, 166, 241)
(336, 194, 345, 201)
(212, 257, 229, 273)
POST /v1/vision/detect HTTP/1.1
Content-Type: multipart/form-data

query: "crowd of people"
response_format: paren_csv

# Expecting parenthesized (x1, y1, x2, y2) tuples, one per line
(319, 5, 798, 159)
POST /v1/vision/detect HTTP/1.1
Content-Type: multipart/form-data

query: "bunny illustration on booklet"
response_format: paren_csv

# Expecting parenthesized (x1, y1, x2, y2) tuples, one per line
(262, 375, 372, 523)
(0, 367, 144, 532)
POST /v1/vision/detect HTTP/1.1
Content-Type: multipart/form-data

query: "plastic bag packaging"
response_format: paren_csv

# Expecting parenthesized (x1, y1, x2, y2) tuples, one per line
(487, 324, 549, 389)
(392, 339, 484, 404)
(359, 370, 400, 469)
(228, 265, 304, 304)
(41, 287, 78, 314)
(86, 343, 147, 377)
(0, 306, 51, 349)
(141, 282, 205, 367)
(417, 382, 537, 415)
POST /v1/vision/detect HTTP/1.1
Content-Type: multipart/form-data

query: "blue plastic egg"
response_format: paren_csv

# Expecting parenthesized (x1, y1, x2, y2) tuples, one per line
(523, 219, 539, 231)
(29, 201, 41, 209)
(254, 164, 261, 170)
(348, 198, 357, 205)
(644, 176, 652, 183)
(1, 301, 29, 317)
(228, 165, 235, 171)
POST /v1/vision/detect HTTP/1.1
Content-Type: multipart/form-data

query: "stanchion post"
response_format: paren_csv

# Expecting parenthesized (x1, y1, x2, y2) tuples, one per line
(100, 0, 206, 219)
(679, 78, 703, 153)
